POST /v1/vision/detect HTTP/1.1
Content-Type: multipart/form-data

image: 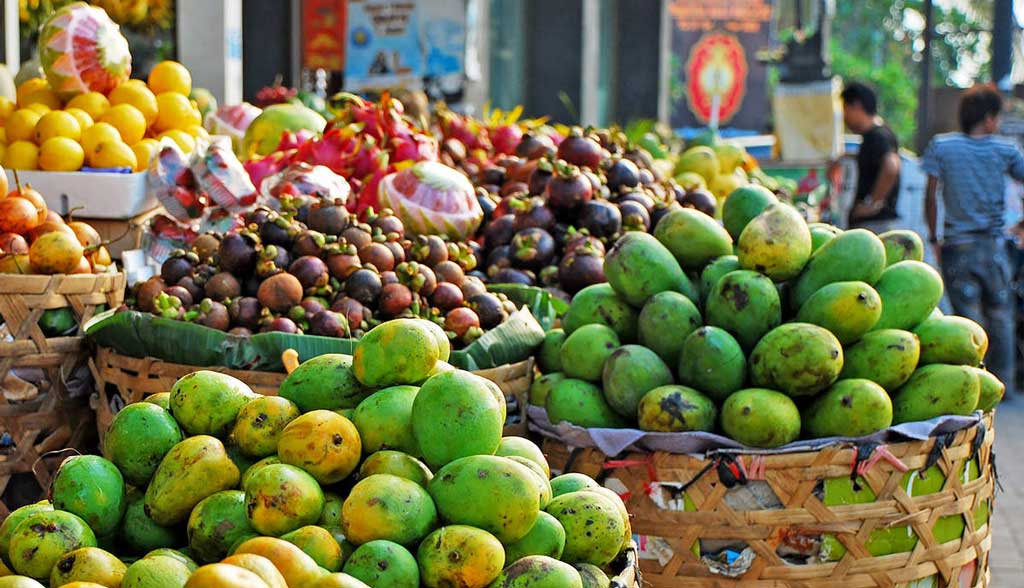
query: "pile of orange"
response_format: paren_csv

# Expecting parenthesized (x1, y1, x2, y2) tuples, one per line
(0, 60, 206, 173)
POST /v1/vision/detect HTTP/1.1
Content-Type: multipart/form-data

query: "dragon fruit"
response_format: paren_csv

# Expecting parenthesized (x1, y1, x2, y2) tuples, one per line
(39, 2, 131, 99)
(377, 161, 483, 240)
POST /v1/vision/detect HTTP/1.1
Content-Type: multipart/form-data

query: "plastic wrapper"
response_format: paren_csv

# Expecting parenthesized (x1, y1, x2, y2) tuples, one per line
(204, 102, 262, 154)
(147, 141, 208, 220)
(193, 137, 259, 212)
(260, 162, 352, 204)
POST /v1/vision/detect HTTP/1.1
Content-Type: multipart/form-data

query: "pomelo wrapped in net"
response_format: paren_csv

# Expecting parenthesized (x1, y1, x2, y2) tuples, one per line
(39, 2, 131, 100)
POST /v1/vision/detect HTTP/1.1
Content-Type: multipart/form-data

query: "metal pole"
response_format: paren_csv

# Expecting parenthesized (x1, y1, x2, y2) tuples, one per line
(915, 0, 933, 154)
(992, 0, 1014, 89)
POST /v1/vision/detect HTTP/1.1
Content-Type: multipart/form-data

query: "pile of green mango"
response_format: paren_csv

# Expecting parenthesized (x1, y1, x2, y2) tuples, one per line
(533, 185, 1003, 448)
(0, 319, 628, 588)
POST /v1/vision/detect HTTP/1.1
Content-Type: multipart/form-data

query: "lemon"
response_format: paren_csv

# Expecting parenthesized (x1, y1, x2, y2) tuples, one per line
(34, 110, 82, 143)
(21, 88, 61, 111)
(131, 138, 160, 171)
(123, 79, 149, 89)
(109, 83, 158, 126)
(0, 97, 16, 125)
(66, 92, 110, 120)
(158, 129, 196, 153)
(148, 61, 192, 95)
(90, 140, 137, 170)
(16, 78, 49, 106)
(82, 122, 123, 156)
(25, 102, 51, 115)
(5, 109, 41, 143)
(4, 140, 39, 169)
(154, 92, 201, 133)
(39, 137, 84, 171)
(64, 107, 94, 131)
(184, 124, 210, 141)
(99, 103, 147, 145)
(0, 129, 7, 144)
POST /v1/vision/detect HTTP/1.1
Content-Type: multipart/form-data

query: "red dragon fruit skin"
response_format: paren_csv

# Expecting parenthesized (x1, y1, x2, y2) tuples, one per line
(490, 124, 524, 155)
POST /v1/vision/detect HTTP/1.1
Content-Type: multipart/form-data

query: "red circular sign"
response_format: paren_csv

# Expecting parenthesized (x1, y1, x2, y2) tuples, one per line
(685, 33, 748, 125)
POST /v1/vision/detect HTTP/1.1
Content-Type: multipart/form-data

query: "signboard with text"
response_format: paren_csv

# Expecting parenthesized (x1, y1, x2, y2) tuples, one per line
(668, 0, 773, 130)
(345, 0, 424, 91)
(303, 0, 347, 72)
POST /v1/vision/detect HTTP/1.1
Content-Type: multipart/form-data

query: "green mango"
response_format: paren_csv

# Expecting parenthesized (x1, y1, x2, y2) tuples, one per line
(144, 435, 241, 526)
(506, 457, 552, 510)
(637, 291, 702, 365)
(809, 223, 842, 253)
(244, 464, 325, 537)
(791, 229, 888, 311)
(638, 385, 717, 432)
(281, 525, 344, 572)
(280, 353, 368, 412)
(231, 395, 301, 459)
(495, 437, 550, 477)
(411, 370, 504, 469)
(537, 329, 566, 373)
(914, 315, 988, 366)
(353, 319, 440, 388)
(722, 184, 778, 240)
(103, 402, 183, 487)
(796, 281, 882, 344)
(489, 555, 583, 588)
(559, 324, 621, 383)
(352, 386, 420, 456)
(529, 372, 565, 408)
(169, 370, 258, 437)
(546, 379, 629, 429)
(750, 323, 844, 397)
(720, 388, 801, 448)
(51, 455, 126, 536)
(342, 474, 437, 547)
(574, 564, 610, 588)
(545, 492, 625, 567)
(699, 255, 740, 303)
(144, 392, 171, 410)
(8, 510, 96, 580)
(871, 261, 944, 331)
(879, 229, 924, 265)
(187, 490, 254, 563)
(839, 329, 920, 391)
(737, 203, 811, 282)
(601, 345, 674, 418)
(0, 502, 52, 567)
(677, 326, 746, 402)
(503, 512, 566, 562)
(803, 379, 893, 438)
(603, 232, 697, 307)
(653, 208, 733, 270)
(974, 368, 1005, 411)
(705, 270, 781, 350)
(549, 474, 599, 498)
(561, 284, 637, 342)
(342, 540, 419, 588)
(120, 492, 180, 554)
(121, 555, 192, 588)
(892, 364, 980, 423)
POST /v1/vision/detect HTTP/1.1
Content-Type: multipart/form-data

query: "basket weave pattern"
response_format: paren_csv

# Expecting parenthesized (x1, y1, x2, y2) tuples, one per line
(543, 417, 994, 588)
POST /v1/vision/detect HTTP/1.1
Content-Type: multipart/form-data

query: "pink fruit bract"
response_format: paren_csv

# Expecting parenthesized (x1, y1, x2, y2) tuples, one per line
(378, 161, 483, 240)
(39, 2, 131, 99)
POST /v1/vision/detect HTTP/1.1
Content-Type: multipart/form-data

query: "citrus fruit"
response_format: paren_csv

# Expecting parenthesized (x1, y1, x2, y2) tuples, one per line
(90, 140, 136, 169)
(66, 92, 110, 120)
(100, 103, 146, 144)
(123, 79, 148, 89)
(39, 137, 84, 171)
(148, 61, 192, 95)
(34, 110, 82, 143)
(82, 122, 123, 156)
(154, 92, 200, 132)
(158, 129, 196, 153)
(0, 97, 16, 124)
(64, 107, 94, 131)
(0, 129, 7, 144)
(185, 124, 210, 141)
(22, 88, 62, 111)
(131, 138, 160, 171)
(109, 83, 158, 126)
(26, 103, 52, 115)
(4, 141, 39, 169)
(6, 109, 41, 143)
(16, 78, 50, 106)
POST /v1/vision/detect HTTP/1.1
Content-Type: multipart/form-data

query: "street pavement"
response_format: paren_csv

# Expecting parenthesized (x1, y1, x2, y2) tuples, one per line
(990, 396, 1023, 584)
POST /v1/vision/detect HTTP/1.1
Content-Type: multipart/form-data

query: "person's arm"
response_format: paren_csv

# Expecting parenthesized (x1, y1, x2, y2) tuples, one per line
(850, 152, 900, 220)
(1009, 145, 1024, 182)
(925, 175, 939, 243)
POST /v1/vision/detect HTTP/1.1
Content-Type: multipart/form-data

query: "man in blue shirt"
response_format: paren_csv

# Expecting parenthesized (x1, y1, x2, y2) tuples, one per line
(923, 85, 1024, 396)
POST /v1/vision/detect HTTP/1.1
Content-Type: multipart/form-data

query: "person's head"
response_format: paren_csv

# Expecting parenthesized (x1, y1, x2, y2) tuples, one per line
(959, 85, 1003, 134)
(841, 82, 878, 133)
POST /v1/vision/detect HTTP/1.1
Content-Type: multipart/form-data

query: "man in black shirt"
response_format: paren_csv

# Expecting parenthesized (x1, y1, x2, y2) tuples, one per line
(841, 82, 902, 231)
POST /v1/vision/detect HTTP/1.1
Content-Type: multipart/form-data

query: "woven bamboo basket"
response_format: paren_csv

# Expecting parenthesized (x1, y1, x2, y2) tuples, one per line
(0, 272, 125, 516)
(91, 346, 533, 440)
(542, 415, 995, 588)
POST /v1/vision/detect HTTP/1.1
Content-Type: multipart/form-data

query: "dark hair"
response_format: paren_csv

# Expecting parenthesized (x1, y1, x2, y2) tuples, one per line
(841, 82, 878, 115)
(959, 85, 1003, 132)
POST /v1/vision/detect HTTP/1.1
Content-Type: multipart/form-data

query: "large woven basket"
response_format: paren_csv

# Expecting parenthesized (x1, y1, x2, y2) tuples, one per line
(542, 415, 995, 588)
(91, 346, 533, 440)
(0, 272, 125, 515)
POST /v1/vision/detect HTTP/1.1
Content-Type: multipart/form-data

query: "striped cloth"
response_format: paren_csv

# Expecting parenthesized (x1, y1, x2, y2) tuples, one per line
(921, 132, 1024, 244)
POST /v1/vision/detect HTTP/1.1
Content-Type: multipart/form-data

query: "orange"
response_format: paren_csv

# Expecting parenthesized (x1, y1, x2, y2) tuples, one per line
(0, 97, 16, 125)
(5, 109, 41, 143)
(184, 124, 210, 141)
(39, 137, 84, 171)
(148, 61, 192, 95)
(64, 107, 94, 131)
(158, 129, 196, 153)
(131, 138, 160, 171)
(65, 92, 110, 120)
(25, 102, 52, 115)
(81, 122, 123, 156)
(108, 83, 158, 126)
(34, 110, 82, 143)
(21, 88, 61, 111)
(90, 140, 137, 169)
(154, 92, 200, 132)
(99, 104, 146, 144)
(16, 78, 49, 107)
(3, 141, 39, 170)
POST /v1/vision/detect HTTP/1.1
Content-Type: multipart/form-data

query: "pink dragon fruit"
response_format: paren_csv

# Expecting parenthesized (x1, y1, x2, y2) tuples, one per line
(244, 150, 295, 190)
(377, 161, 483, 239)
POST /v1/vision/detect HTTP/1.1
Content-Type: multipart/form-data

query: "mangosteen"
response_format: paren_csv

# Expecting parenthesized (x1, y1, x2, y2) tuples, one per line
(345, 268, 383, 305)
(557, 130, 603, 168)
(341, 223, 373, 250)
(625, 147, 656, 172)
(512, 198, 556, 232)
(241, 274, 262, 297)
(540, 265, 560, 287)
(606, 158, 640, 193)
(379, 283, 414, 316)
(300, 297, 327, 318)
(486, 244, 514, 272)
(176, 276, 204, 303)
(192, 234, 220, 261)
(259, 216, 296, 247)
(638, 168, 655, 185)
(228, 327, 252, 336)
(218, 232, 259, 276)
(461, 276, 487, 300)
(545, 287, 572, 306)
(445, 307, 482, 340)
(480, 166, 506, 186)
(289, 256, 330, 290)
(578, 200, 622, 239)
(467, 241, 485, 271)
(383, 240, 406, 265)
(410, 235, 448, 266)
(261, 317, 299, 334)
(558, 250, 607, 294)
(244, 206, 273, 226)
(679, 188, 717, 217)
(433, 260, 465, 285)
(469, 293, 509, 329)
(417, 265, 438, 297)
(501, 181, 530, 198)
(326, 244, 361, 280)
(293, 230, 327, 258)
(262, 244, 292, 272)
(490, 267, 535, 286)
(564, 233, 606, 257)
(527, 163, 553, 195)
(515, 133, 547, 158)
(307, 198, 348, 235)
(619, 200, 651, 232)
(359, 243, 396, 272)
(430, 282, 464, 312)
(378, 270, 399, 286)
(511, 228, 556, 270)
(332, 296, 370, 329)
(544, 163, 593, 211)
(371, 210, 405, 239)
(483, 214, 516, 249)
(163, 285, 194, 308)
(205, 272, 241, 301)
(199, 299, 230, 331)
(257, 272, 304, 313)
(615, 190, 655, 212)
(309, 310, 349, 337)
(161, 254, 195, 286)
(651, 201, 684, 230)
